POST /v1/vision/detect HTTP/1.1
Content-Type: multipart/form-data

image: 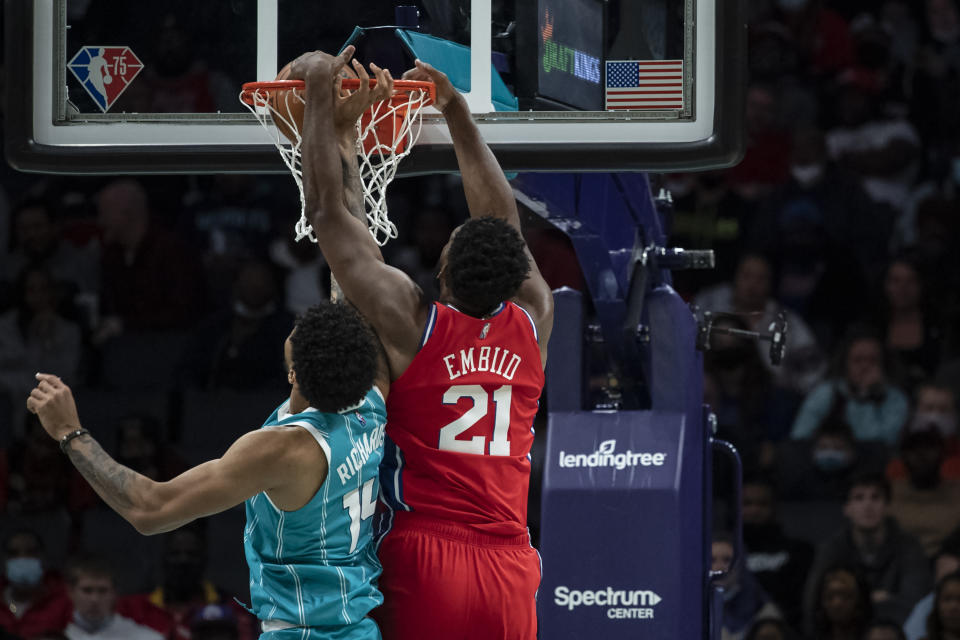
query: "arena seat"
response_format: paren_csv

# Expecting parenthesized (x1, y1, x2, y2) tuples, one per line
(72, 388, 171, 451)
(178, 389, 281, 466)
(100, 330, 189, 391)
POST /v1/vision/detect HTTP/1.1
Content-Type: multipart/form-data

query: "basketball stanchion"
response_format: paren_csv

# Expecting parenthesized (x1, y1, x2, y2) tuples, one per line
(239, 76, 435, 246)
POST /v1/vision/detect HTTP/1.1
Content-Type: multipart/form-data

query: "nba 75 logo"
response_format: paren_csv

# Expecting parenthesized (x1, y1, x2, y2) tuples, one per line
(68, 47, 143, 112)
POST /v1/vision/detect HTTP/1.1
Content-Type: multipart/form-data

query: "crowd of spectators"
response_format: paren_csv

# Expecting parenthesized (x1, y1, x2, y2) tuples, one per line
(689, 1, 960, 639)
(3, 0, 960, 639)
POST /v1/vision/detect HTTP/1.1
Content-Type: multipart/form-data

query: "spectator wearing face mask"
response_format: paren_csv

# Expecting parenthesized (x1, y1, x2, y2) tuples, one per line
(889, 383, 960, 480)
(64, 555, 163, 640)
(803, 473, 931, 629)
(888, 424, 960, 557)
(791, 326, 909, 445)
(776, 416, 887, 502)
(0, 530, 70, 638)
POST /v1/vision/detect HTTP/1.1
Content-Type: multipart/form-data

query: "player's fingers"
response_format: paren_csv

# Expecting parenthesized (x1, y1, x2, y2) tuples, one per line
(337, 45, 356, 65)
(37, 378, 57, 393)
(384, 68, 395, 96)
(329, 47, 353, 77)
(340, 62, 359, 80)
(402, 66, 428, 81)
(416, 59, 449, 84)
(354, 60, 371, 99)
(369, 63, 392, 101)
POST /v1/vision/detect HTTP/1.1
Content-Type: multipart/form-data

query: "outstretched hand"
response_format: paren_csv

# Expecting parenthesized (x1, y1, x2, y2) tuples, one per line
(402, 59, 461, 113)
(334, 59, 395, 135)
(26, 373, 82, 441)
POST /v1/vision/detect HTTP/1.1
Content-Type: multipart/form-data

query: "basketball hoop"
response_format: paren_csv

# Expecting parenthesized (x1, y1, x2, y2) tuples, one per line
(239, 77, 435, 246)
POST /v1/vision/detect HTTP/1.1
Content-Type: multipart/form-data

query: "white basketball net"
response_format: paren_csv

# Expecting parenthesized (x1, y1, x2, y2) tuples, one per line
(240, 85, 431, 246)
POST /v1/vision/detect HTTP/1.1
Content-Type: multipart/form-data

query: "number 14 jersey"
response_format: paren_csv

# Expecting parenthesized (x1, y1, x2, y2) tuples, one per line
(380, 301, 545, 538)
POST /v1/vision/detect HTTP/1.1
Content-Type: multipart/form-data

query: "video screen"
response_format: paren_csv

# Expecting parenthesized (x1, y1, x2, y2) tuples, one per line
(537, 0, 605, 111)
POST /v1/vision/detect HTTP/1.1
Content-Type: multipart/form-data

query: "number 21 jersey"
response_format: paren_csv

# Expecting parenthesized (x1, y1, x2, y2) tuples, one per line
(380, 301, 544, 537)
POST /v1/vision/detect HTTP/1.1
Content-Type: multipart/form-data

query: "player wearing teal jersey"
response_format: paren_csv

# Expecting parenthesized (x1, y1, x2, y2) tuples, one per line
(27, 302, 390, 640)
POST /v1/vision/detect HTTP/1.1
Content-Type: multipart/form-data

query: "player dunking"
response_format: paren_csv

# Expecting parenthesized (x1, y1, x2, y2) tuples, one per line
(27, 302, 389, 640)
(291, 48, 553, 640)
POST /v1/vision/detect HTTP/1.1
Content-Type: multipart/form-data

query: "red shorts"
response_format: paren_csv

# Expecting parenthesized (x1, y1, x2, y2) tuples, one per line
(373, 512, 541, 640)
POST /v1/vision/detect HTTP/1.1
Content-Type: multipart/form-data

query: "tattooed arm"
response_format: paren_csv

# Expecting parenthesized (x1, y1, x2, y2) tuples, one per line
(26, 374, 319, 535)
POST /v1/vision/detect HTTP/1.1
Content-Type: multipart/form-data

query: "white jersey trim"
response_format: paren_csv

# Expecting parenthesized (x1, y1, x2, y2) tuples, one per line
(419, 304, 439, 349)
(295, 422, 333, 466)
(258, 419, 332, 514)
(513, 302, 539, 342)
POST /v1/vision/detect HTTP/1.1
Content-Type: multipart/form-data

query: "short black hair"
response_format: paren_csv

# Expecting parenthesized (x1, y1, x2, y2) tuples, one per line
(830, 323, 887, 378)
(290, 302, 377, 412)
(447, 217, 531, 317)
(813, 414, 855, 444)
(742, 471, 777, 494)
(66, 553, 115, 586)
(3, 528, 43, 556)
(900, 425, 944, 453)
(845, 471, 891, 503)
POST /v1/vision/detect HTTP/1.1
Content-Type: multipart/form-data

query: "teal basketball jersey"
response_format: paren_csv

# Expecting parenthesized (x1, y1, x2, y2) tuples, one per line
(244, 387, 387, 636)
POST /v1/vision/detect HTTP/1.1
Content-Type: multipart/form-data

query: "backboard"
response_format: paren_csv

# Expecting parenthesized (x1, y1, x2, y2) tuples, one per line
(4, 0, 745, 175)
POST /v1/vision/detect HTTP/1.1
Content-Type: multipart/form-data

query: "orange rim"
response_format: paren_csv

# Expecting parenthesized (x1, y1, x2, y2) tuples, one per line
(240, 79, 435, 107)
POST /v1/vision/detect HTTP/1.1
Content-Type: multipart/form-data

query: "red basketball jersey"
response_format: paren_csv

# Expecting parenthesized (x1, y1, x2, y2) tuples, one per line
(379, 301, 545, 537)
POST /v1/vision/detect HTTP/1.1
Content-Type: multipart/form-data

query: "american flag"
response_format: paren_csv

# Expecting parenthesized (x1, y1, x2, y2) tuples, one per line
(605, 60, 684, 110)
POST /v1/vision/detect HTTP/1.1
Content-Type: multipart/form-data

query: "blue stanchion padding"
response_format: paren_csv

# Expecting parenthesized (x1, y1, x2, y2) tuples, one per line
(396, 29, 519, 112)
(539, 410, 708, 639)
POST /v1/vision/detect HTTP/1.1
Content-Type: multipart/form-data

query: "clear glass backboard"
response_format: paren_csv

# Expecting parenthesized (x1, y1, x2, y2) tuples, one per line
(4, 0, 745, 174)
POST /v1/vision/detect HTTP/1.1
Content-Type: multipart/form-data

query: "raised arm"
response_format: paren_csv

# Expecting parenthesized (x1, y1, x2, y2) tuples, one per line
(336, 61, 370, 227)
(404, 60, 554, 358)
(26, 374, 317, 535)
(290, 49, 427, 378)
